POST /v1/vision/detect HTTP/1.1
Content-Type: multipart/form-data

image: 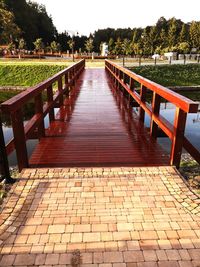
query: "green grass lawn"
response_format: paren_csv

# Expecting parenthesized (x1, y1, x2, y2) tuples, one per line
(0, 60, 200, 104)
(0, 62, 69, 87)
(129, 64, 200, 87)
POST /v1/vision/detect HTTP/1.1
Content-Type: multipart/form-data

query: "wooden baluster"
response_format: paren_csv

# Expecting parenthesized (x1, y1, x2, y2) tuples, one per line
(139, 85, 147, 123)
(11, 109, 28, 171)
(69, 70, 73, 90)
(150, 92, 161, 138)
(119, 70, 122, 91)
(122, 72, 125, 95)
(65, 73, 69, 97)
(58, 77, 63, 106)
(35, 93, 45, 138)
(112, 65, 115, 83)
(129, 77, 134, 107)
(72, 67, 75, 86)
(47, 85, 55, 122)
(170, 107, 187, 168)
(114, 67, 117, 88)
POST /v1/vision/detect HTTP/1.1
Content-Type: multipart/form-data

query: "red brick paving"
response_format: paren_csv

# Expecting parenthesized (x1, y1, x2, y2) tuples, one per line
(0, 166, 200, 266)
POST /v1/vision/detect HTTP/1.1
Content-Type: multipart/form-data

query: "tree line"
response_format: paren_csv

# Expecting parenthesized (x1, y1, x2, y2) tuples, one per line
(93, 17, 200, 55)
(0, 0, 88, 53)
(1, 0, 200, 56)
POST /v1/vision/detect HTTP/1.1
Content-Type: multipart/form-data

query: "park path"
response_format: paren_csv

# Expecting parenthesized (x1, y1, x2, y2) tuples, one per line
(0, 166, 200, 266)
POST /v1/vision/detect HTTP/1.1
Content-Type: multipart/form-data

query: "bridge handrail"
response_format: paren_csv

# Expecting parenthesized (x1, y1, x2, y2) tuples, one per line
(105, 59, 200, 167)
(0, 59, 85, 171)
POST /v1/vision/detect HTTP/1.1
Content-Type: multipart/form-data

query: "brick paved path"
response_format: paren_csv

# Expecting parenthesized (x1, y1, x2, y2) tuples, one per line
(0, 167, 200, 267)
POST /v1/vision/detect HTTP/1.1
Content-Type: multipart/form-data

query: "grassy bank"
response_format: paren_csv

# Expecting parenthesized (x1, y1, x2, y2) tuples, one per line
(0, 63, 69, 87)
(130, 64, 200, 87)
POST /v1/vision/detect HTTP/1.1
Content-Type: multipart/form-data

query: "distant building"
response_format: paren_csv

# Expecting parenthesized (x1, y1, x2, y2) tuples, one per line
(101, 43, 108, 56)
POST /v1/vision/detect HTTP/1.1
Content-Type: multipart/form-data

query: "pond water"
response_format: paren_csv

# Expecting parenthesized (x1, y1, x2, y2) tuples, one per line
(144, 101, 200, 153)
(1, 91, 200, 167)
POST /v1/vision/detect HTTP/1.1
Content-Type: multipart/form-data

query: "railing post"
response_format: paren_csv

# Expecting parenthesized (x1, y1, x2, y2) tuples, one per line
(11, 109, 28, 171)
(58, 77, 63, 106)
(114, 67, 117, 88)
(35, 93, 45, 138)
(150, 92, 161, 138)
(128, 78, 135, 107)
(64, 73, 69, 97)
(139, 85, 147, 123)
(170, 107, 187, 168)
(47, 85, 55, 122)
(71, 67, 75, 87)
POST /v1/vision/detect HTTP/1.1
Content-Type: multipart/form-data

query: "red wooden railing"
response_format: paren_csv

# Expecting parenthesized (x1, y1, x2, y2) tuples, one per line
(105, 60, 200, 167)
(0, 59, 85, 171)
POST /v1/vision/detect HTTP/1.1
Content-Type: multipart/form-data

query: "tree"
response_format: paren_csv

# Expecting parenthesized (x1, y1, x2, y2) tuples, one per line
(0, 0, 21, 44)
(33, 38, 44, 58)
(114, 38, 122, 55)
(190, 21, 200, 51)
(4, 0, 56, 49)
(179, 24, 188, 43)
(85, 38, 94, 54)
(50, 41, 59, 54)
(18, 38, 26, 58)
(178, 42, 190, 54)
(148, 26, 158, 54)
(7, 42, 15, 55)
(108, 38, 114, 55)
(132, 28, 143, 43)
(141, 28, 151, 55)
(122, 39, 131, 55)
(168, 18, 178, 48)
(159, 29, 167, 49)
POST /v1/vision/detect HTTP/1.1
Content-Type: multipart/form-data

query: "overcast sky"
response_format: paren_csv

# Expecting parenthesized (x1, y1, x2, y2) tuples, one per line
(34, 0, 200, 36)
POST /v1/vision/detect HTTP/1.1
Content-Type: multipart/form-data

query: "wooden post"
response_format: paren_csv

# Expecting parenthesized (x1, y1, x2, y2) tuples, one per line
(72, 67, 75, 86)
(47, 85, 55, 122)
(150, 92, 161, 138)
(170, 107, 187, 168)
(58, 77, 63, 106)
(139, 85, 147, 123)
(114, 67, 117, 88)
(64, 73, 69, 97)
(35, 93, 45, 138)
(128, 77, 134, 107)
(11, 109, 28, 171)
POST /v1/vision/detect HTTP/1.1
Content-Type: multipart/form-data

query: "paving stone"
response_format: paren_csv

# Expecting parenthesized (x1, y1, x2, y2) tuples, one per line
(0, 166, 199, 267)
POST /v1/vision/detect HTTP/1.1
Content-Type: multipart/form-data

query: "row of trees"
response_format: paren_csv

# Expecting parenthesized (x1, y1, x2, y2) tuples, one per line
(6, 37, 95, 57)
(93, 17, 200, 55)
(1, 0, 200, 56)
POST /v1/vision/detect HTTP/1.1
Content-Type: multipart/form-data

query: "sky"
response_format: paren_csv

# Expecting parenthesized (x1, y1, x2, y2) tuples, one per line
(34, 0, 200, 36)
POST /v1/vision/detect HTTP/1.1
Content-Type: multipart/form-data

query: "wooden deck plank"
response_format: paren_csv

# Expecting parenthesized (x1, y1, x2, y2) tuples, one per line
(29, 68, 169, 167)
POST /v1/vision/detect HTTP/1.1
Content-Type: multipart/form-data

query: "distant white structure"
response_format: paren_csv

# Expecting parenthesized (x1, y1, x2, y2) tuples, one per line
(164, 52, 177, 60)
(101, 43, 108, 56)
(152, 54, 160, 59)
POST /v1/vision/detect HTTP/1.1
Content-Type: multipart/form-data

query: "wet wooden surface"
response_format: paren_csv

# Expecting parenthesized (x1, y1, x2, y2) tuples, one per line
(30, 69, 169, 167)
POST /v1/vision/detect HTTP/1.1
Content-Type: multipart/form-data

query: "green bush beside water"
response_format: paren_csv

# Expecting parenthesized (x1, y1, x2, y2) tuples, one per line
(130, 64, 200, 87)
(0, 63, 68, 87)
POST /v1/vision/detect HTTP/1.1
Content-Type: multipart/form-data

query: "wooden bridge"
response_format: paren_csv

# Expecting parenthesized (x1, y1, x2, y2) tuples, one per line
(0, 59, 200, 173)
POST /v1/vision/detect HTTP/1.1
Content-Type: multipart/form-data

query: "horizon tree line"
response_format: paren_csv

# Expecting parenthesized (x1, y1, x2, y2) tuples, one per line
(1, 0, 200, 56)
